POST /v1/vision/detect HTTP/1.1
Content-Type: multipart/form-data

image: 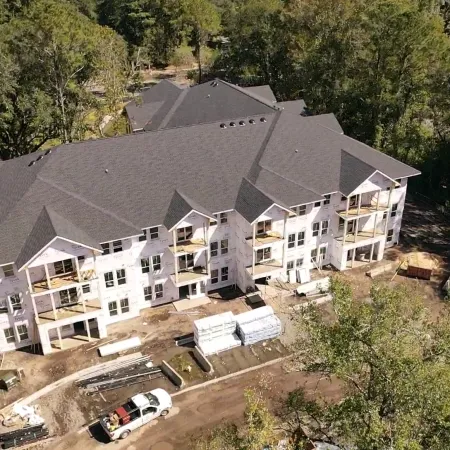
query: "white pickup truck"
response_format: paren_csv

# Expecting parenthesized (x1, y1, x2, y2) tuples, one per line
(99, 389, 172, 440)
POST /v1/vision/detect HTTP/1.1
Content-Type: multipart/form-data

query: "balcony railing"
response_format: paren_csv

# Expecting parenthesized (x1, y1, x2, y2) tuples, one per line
(31, 269, 96, 294)
(37, 299, 102, 324)
(337, 203, 388, 219)
(168, 238, 207, 255)
(335, 229, 385, 245)
(245, 231, 283, 247)
(246, 259, 283, 278)
(170, 266, 209, 286)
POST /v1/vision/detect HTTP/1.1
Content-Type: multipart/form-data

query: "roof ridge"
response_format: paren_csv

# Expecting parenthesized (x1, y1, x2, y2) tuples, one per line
(157, 88, 189, 130)
(37, 175, 142, 233)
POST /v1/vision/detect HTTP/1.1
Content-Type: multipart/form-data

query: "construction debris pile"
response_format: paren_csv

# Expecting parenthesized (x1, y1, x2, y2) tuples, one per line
(194, 312, 241, 356)
(0, 424, 49, 449)
(76, 355, 162, 394)
(235, 306, 282, 346)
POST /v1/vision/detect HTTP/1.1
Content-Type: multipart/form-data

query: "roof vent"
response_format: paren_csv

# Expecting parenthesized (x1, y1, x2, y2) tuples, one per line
(295, 149, 299, 153)
(45, 149, 52, 155)
(220, 123, 227, 129)
(260, 117, 267, 123)
(212, 81, 219, 87)
(249, 119, 256, 124)
(239, 120, 245, 126)
(105, 169, 109, 174)
(36, 155, 44, 162)
(207, 94, 211, 98)
(230, 122, 236, 127)
(28, 161, 35, 167)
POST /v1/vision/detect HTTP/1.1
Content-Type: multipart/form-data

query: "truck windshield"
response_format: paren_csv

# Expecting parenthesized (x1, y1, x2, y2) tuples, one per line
(144, 393, 160, 406)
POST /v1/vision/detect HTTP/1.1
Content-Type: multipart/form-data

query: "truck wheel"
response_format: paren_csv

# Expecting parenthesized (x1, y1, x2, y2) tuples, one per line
(120, 430, 131, 439)
(160, 409, 169, 417)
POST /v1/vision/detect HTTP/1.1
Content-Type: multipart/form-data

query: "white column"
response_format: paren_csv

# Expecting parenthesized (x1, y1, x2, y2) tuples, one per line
(31, 296, 39, 323)
(50, 292, 57, 320)
(355, 218, 360, 242)
(81, 287, 86, 313)
(351, 248, 356, 268)
(74, 257, 81, 282)
(369, 243, 375, 263)
(252, 224, 256, 275)
(206, 221, 211, 277)
(56, 327, 63, 350)
(357, 194, 361, 216)
(25, 268, 33, 294)
(173, 230, 179, 284)
(44, 264, 51, 290)
(282, 212, 288, 268)
(376, 190, 381, 210)
(85, 320, 91, 341)
(373, 213, 377, 238)
(342, 219, 348, 246)
(384, 182, 394, 236)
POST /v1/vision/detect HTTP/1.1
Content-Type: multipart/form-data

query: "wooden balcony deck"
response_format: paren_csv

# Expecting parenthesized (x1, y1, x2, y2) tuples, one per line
(335, 229, 385, 245)
(245, 231, 283, 247)
(37, 299, 102, 324)
(246, 260, 283, 278)
(168, 238, 207, 255)
(337, 204, 388, 218)
(32, 272, 80, 294)
(170, 267, 209, 286)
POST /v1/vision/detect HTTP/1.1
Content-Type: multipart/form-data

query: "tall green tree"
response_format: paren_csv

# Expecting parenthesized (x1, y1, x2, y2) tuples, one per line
(282, 277, 450, 449)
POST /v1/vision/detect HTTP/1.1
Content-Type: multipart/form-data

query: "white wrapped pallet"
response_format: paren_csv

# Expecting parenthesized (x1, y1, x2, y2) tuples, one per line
(198, 333, 242, 356)
(236, 312, 282, 346)
(235, 306, 274, 326)
(194, 311, 237, 346)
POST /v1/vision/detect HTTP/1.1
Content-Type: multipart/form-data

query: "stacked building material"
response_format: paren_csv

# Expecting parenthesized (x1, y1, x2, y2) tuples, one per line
(194, 312, 241, 356)
(76, 355, 162, 394)
(0, 424, 49, 449)
(235, 306, 281, 346)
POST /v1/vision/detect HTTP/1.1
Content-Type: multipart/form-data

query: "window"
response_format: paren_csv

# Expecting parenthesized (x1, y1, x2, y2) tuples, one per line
(320, 246, 327, 259)
(321, 220, 329, 235)
(311, 249, 318, 262)
(2, 265, 14, 278)
(341, 195, 347, 201)
(287, 261, 294, 271)
(219, 212, 228, 224)
(141, 258, 150, 273)
(210, 217, 218, 226)
(139, 230, 147, 242)
(155, 283, 163, 298)
(298, 205, 306, 216)
(54, 259, 73, 275)
(288, 234, 296, 249)
(17, 325, 28, 341)
(314, 201, 322, 208)
(221, 239, 228, 255)
(211, 269, 219, 284)
(297, 231, 305, 246)
(391, 203, 398, 218)
(387, 229, 394, 243)
(116, 269, 126, 285)
(312, 222, 320, 237)
(144, 286, 152, 301)
(256, 247, 271, 263)
(383, 212, 387, 220)
(143, 406, 157, 415)
(113, 240, 123, 253)
(339, 217, 345, 231)
(221, 267, 229, 282)
(210, 241, 218, 257)
(296, 258, 304, 267)
(9, 294, 21, 310)
(152, 255, 161, 271)
(60, 287, 78, 305)
(324, 194, 331, 205)
(149, 227, 159, 240)
(101, 243, 110, 255)
(120, 298, 130, 314)
(178, 253, 194, 270)
(108, 301, 118, 316)
(0, 299, 8, 313)
(257, 220, 272, 235)
(82, 284, 90, 294)
(78, 255, 85, 263)
(177, 226, 193, 242)
(4, 327, 15, 343)
(349, 196, 357, 207)
(104, 272, 114, 288)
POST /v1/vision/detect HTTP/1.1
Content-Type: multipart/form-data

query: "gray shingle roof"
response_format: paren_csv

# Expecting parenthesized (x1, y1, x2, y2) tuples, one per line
(16, 206, 101, 270)
(304, 113, 343, 134)
(244, 85, 277, 103)
(278, 100, 307, 115)
(0, 86, 420, 267)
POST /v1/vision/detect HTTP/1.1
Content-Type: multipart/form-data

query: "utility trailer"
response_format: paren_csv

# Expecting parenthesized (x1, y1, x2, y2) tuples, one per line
(99, 389, 172, 440)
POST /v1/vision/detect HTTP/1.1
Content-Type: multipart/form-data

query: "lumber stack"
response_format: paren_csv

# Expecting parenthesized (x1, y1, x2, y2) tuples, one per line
(194, 312, 241, 356)
(235, 306, 281, 346)
(75, 355, 162, 394)
(0, 424, 49, 449)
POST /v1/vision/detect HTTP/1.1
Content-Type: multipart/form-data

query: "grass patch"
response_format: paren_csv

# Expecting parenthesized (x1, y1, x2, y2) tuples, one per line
(103, 113, 129, 137)
(169, 352, 208, 383)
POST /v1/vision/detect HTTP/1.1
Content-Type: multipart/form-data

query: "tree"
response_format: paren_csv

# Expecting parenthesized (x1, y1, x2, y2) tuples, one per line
(282, 277, 450, 449)
(193, 389, 281, 450)
(182, 0, 220, 81)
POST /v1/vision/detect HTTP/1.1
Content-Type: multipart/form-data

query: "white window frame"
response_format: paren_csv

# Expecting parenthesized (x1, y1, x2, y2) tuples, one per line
(321, 220, 329, 235)
(297, 231, 305, 246)
(113, 240, 123, 253)
(256, 247, 271, 263)
(155, 283, 163, 299)
(391, 203, 398, 217)
(178, 253, 194, 270)
(104, 271, 114, 288)
(211, 269, 219, 284)
(287, 261, 294, 271)
(82, 284, 90, 294)
(0, 299, 8, 313)
(256, 220, 272, 235)
(139, 230, 147, 242)
(387, 229, 394, 243)
(311, 248, 318, 262)
(319, 246, 327, 259)
(141, 258, 150, 273)
(17, 324, 28, 341)
(120, 298, 130, 314)
(152, 255, 161, 272)
(177, 226, 193, 242)
(324, 194, 331, 205)
(108, 301, 118, 316)
(221, 267, 229, 282)
(210, 241, 218, 257)
(54, 259, 73, 275)
(296, 258, 304, 267)
(144, 286, 152, 301)
(4, 327, 15, 343)
(9, 294, 22, 311)
(116, 269, 126, 285)
(219, 212, 228, 224)
(298, 205, 306, 216)
(314, 201, 322, 208)
(312, 222, 320, 237)
(149, 227, 159, 240)
(60, 287, 78, 305)
(221, 239, 228, 255)
(288, 233, 296, 249)
(2, 265, 14, 278)
(101, 243, 110, 255)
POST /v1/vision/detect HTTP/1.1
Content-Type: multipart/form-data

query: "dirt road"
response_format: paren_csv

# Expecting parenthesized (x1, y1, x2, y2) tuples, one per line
(52, 362, 341, 450)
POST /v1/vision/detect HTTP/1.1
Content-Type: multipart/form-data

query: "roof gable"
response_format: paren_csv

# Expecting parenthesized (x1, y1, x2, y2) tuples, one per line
(339, 150, 376, 196)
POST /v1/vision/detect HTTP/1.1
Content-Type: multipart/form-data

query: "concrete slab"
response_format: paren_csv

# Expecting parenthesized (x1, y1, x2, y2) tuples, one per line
(174, 297, 210, 311)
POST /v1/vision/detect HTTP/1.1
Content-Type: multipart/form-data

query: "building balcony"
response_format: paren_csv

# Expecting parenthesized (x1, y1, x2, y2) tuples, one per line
(335, 229, 385, 246)
(168, 238, 208, 255)
(246, 259, 283, 280)
(337, 203, 388, 219)
(170, 266, 209, 287)
(37, 299, 102, 325)
(31, 270, 96, 295)
(245, 231, 284, 248)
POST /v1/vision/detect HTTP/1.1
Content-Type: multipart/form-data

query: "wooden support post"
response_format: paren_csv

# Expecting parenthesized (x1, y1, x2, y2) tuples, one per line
(56, 327, 63, 350)
(252, 223, 256, 275)
(357, 194, 361, 216)
(282, 212, 288, 269)
(81, 287, 86, 313)
(376, 190, 381, 210)
(92, 251, 103, 304)
(50, 292, 57, 320)
(369, 243, 375, 263)
(373, 214, 377, 238)
(44, 264, 51, 290)
(206, 220, 211, 277)
(25, 268, 33, 294)
(346, 197, 350, 214)
(384, 182, 395, 236)
(351, 248, 356, 268)
(85, 320, 91, 341)
(74, 256, 81, 282)
(342, 219, 348, 246)
(173, 230, 179, 284)
(355, 218, 360, 242)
